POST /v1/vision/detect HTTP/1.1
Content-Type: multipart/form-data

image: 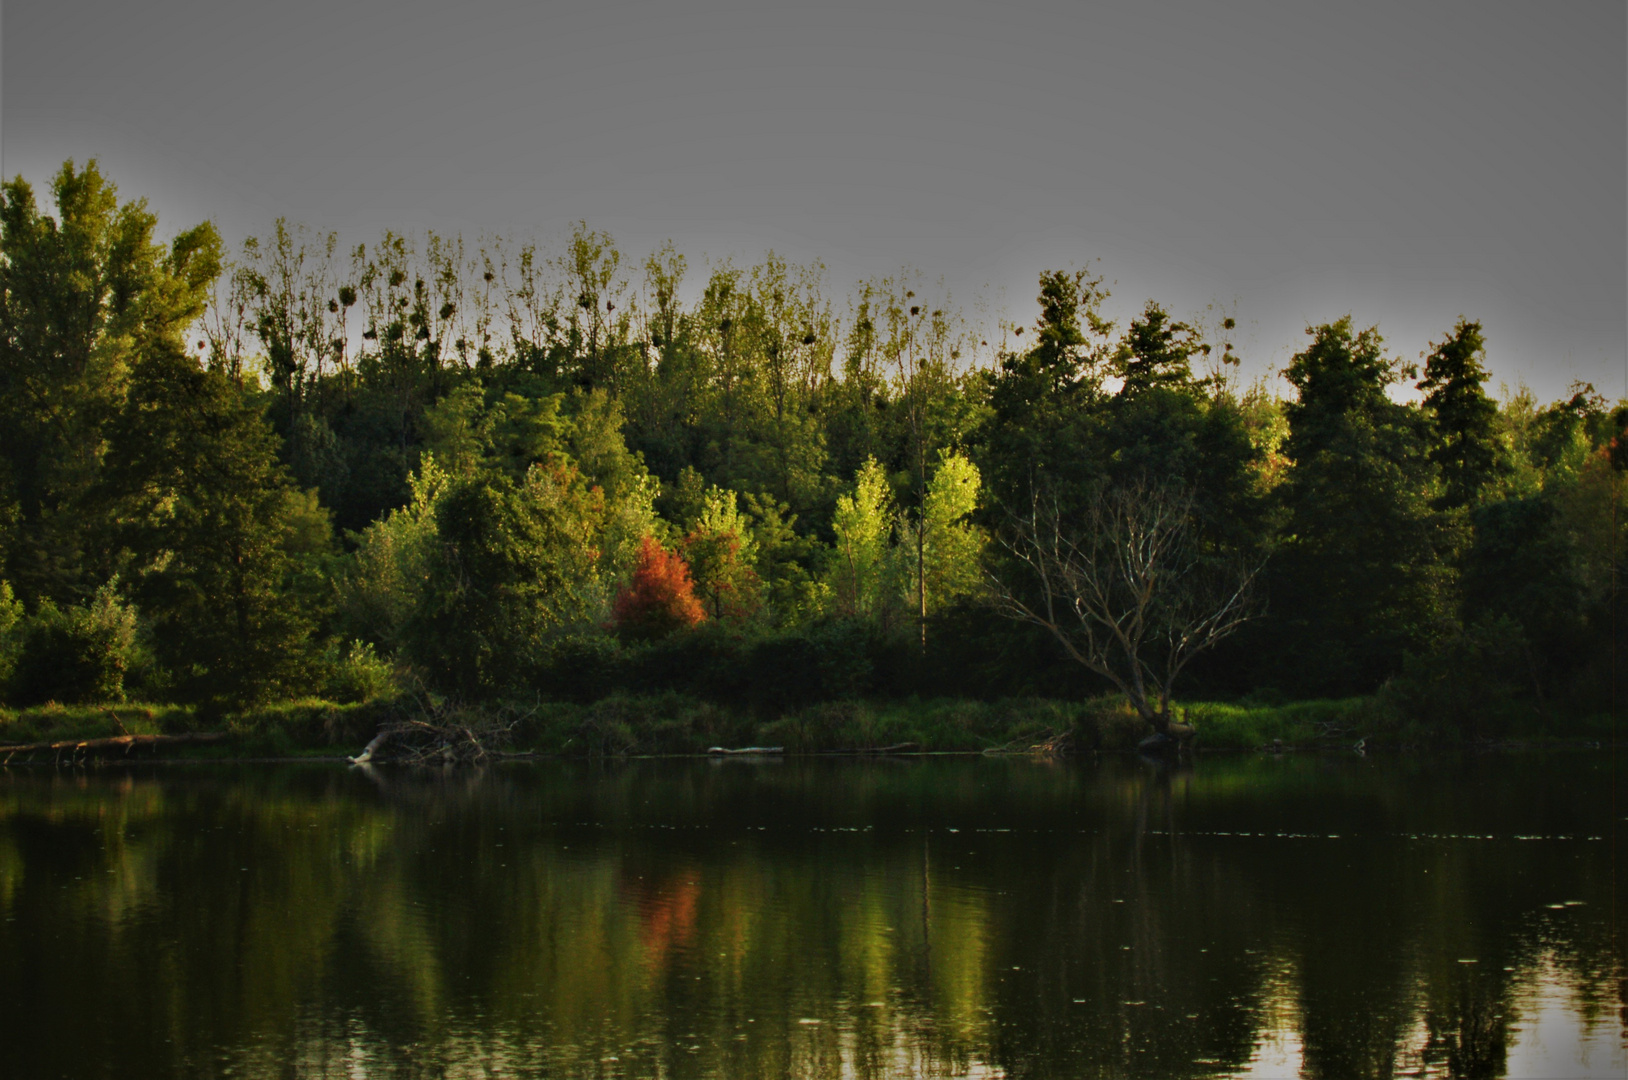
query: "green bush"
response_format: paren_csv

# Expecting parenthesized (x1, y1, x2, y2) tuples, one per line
(532, 632, 623, 701)
(0, 582, 22, 690)
(1383, 616, 1547, 738)
(324, 639, 397, 703)
(10, 583, 139, 705)
(228, 699, 387, 750)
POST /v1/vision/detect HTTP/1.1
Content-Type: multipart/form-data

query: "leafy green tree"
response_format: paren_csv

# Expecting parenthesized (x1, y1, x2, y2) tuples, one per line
(827, 458, 896, 621)
(0, 581, 21, 689)
(1237, 380, 1292, 492)
(1270, 318, 1453, 694)
(1548, 447, 1627, 706)
(0, 160, 220, 603)
(564, 389, 662, 580)
(681, 486, 761, 620)
(1030, 268, 1111, 387)
(1418, 319, 1506, 509)
(332, 455, 450, 651)
(1407, 434, 1624, 724)
(662, 255, 836, 517)
(292, 229, 461, 533)
(745, 254, 834, 517)
(556, 223, 635, 393)
(622, 243, 711, 483)
(236, 220, 342, 421)
(1524, 382, 1613, 482)
(9, 579, 138, 705)
(1101, 305, 1264, 547)
(408, 464, 603, 694)
(742, 491, 829, 627)
(1461, 494, 1586, 684)
(979, 269, 1116, 514)
(822, 287, 895, 487)
(323, 639, 396, 704)
(420, 380, 569, 480)
(859, 277, 975, 648)
(896, 452, 986, 617)
(106, 343, 330, 705)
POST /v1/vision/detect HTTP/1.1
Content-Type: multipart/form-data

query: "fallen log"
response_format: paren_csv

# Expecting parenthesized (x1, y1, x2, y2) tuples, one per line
(0, 731, 231, 763)
(706, 746, 785, 755)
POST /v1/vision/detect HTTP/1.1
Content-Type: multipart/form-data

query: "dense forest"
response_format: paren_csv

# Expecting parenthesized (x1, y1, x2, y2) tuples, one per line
(0, 160, 1622, 734)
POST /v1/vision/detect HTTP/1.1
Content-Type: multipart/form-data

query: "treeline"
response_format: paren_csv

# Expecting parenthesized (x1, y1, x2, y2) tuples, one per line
(0, 161, 1622, 732)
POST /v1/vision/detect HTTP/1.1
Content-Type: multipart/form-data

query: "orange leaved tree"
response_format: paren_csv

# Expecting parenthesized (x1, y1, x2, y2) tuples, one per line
(611, 536, 707, 641)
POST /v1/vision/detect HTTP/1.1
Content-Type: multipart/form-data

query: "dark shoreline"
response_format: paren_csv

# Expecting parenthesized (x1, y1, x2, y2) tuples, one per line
(1, 691, 1618, 767)
(2, 741, 1619, 770)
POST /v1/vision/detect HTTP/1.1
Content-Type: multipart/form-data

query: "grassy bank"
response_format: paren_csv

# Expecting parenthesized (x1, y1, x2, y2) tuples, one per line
(0, 692, 1440, 760)
(4, 691, 1616, 762)
(0, 700, 391, 760)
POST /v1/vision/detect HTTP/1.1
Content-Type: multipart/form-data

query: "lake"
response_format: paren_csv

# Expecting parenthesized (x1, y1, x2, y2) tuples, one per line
(0, 753, 1621, 1078)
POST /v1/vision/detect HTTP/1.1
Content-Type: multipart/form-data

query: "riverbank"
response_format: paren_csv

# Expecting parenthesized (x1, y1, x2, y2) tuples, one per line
(1, 692, 1615, 763)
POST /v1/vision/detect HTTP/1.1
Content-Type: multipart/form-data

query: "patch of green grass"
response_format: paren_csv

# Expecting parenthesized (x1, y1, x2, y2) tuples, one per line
(2, 687, 1593, 762)
(0, 698, 397, 759)
(1179, 698, 1387, 750)
(0, 702, 195, 745)
(511, 694, 1146, 755)
(226, 699, 390, 751)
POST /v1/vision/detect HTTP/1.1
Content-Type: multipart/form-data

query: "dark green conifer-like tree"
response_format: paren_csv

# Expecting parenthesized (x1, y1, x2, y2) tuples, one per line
(1270, 318, 1453, 694)
(980, 270, 1114, 513)
(1116, 301, 1201, 397)
(107, 342, 331, 705)
(1418, 319, 1506, 510)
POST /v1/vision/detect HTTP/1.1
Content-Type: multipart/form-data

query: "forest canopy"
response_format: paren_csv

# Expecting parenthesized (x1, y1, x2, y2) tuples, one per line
(0, 160, 1622, 732)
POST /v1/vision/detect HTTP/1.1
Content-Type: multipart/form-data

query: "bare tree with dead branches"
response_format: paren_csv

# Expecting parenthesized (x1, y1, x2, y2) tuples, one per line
(349, 687, 536, 765)
(989, 480, 1264, 738)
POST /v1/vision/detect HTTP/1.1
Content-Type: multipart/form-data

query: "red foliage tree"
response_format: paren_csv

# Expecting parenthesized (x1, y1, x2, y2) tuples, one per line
(611, 536, 707, 641)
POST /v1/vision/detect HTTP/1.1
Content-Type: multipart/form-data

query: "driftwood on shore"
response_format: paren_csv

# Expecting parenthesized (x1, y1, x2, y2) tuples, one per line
(350, 718, 519, 765)
(0, 731, 231, 764)
(349, 728, 392, 765)
(709, 742, 918, 756)
(348, 691, 538, 765)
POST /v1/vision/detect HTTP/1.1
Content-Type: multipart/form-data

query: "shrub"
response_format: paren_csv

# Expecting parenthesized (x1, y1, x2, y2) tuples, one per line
(11, 582, 139, 705)
(325, 639, 397, 704)
(0, 582, 22, 690)
(518, 632, 619, 701)
(1384, 615, 1545, 738)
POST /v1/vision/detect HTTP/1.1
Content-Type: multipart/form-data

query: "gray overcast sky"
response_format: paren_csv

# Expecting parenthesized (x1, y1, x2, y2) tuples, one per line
(3, 0, 1624, 401)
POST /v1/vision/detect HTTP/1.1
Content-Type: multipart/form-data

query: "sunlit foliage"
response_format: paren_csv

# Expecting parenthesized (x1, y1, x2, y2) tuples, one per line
(0, 158, 1620, 722)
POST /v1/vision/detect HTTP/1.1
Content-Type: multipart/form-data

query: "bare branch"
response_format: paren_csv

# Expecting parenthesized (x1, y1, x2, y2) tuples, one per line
(987, 479, 1265, 733)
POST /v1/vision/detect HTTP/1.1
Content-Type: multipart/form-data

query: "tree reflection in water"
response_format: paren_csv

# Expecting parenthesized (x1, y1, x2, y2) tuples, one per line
(0, 754, 1620, 1079)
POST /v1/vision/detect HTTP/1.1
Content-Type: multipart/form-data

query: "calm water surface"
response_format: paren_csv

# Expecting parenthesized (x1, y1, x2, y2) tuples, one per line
(0, 754, 1622, 1079)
